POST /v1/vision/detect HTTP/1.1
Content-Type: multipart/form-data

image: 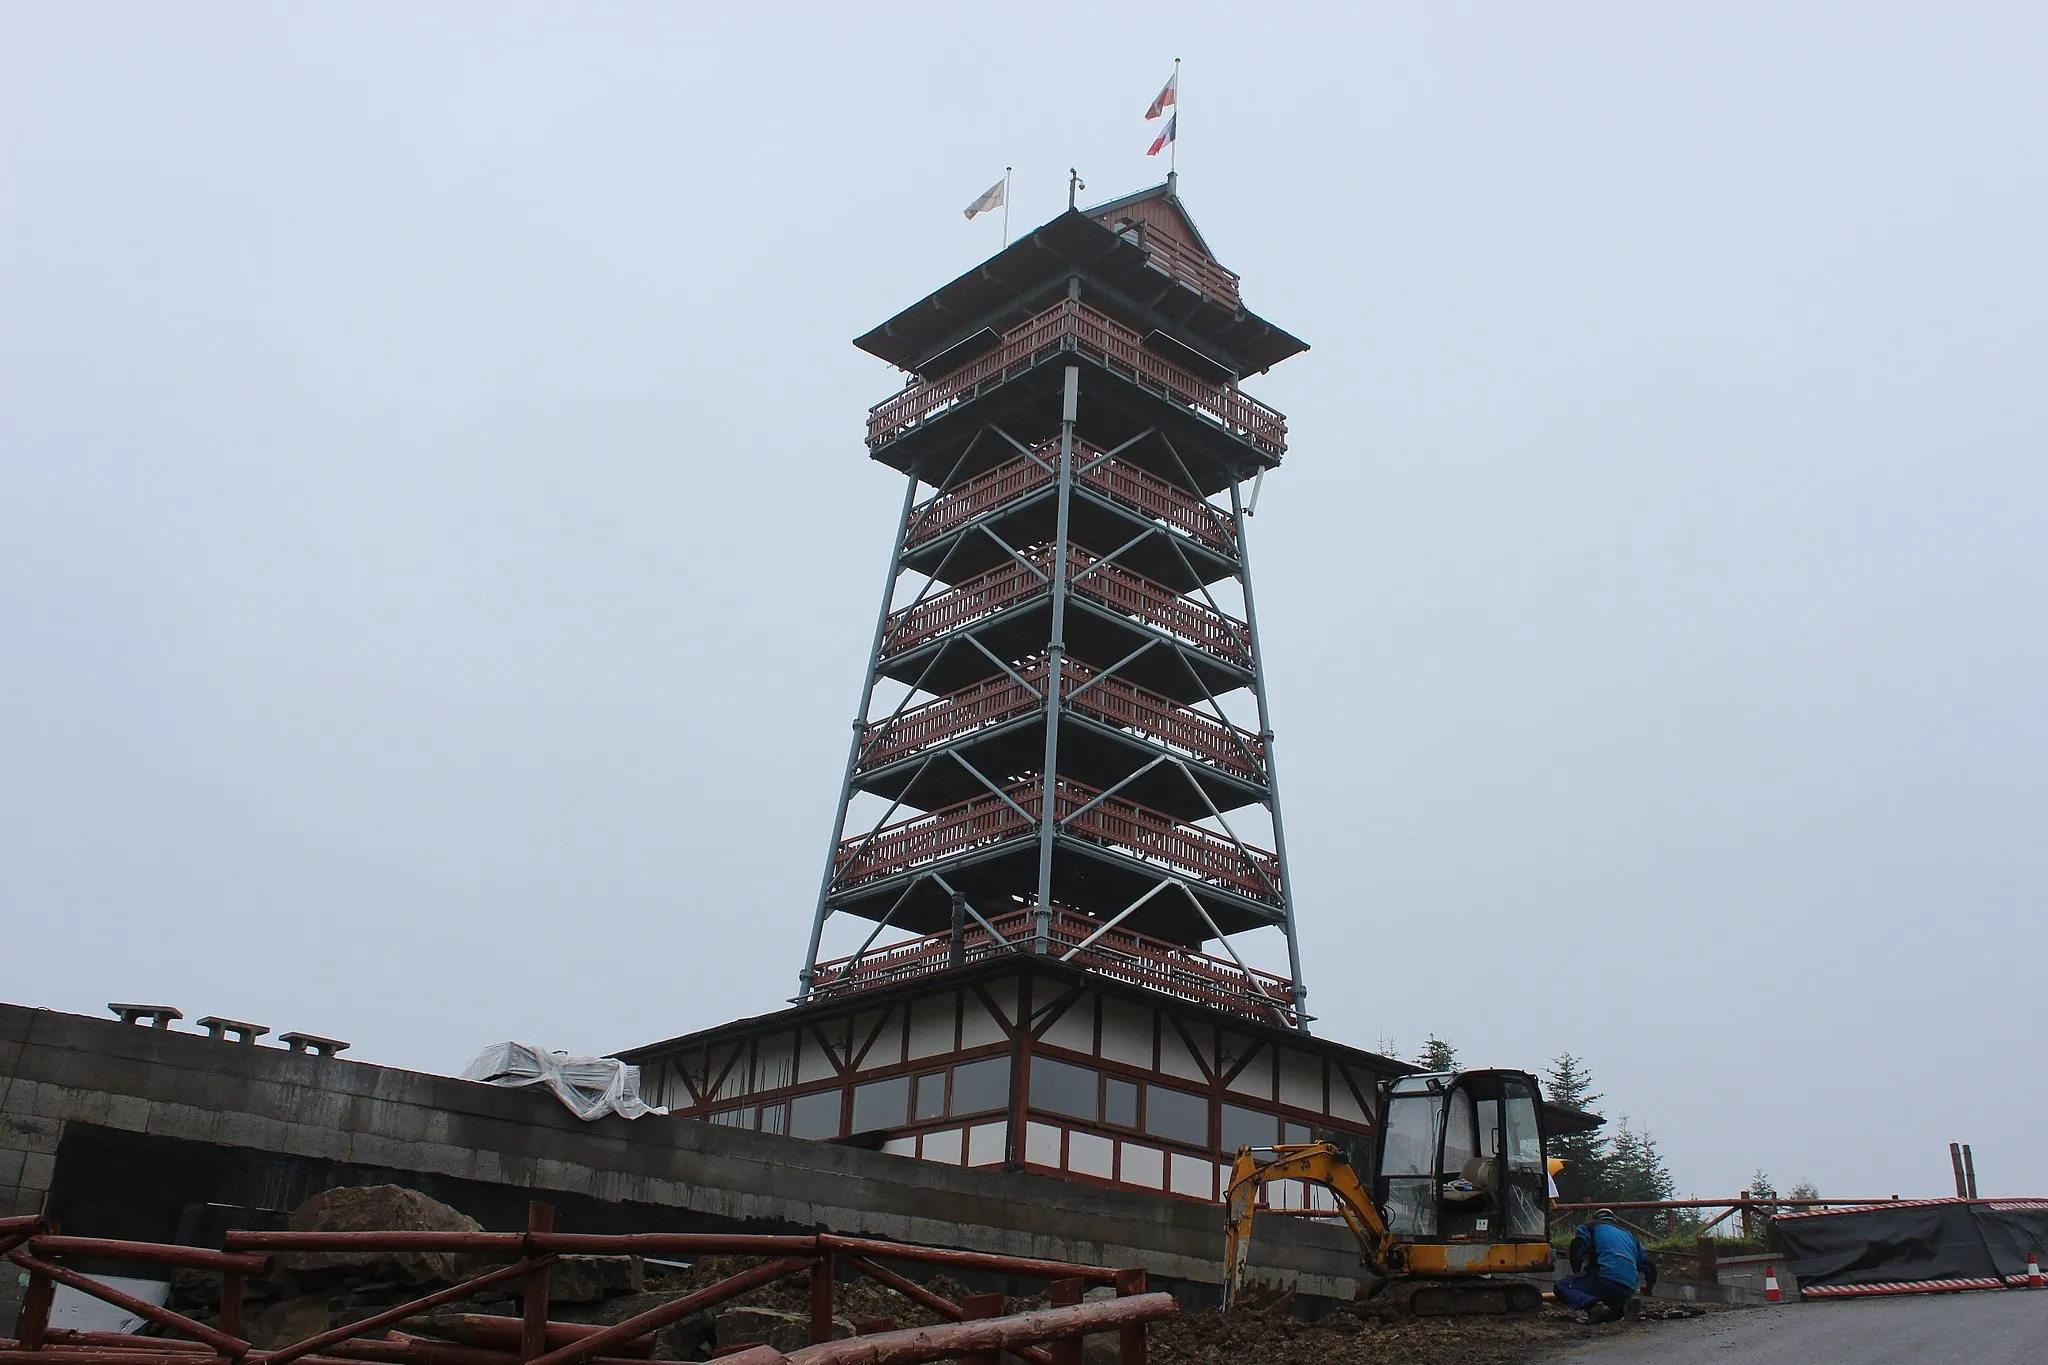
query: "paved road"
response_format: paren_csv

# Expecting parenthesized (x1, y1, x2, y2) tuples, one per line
(1543, 1291, 2048, 1363)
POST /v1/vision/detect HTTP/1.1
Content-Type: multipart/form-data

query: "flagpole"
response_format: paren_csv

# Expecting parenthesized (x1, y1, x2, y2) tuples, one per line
(1170, 58, 1180, 175)
(1002, 166, 1012, 245)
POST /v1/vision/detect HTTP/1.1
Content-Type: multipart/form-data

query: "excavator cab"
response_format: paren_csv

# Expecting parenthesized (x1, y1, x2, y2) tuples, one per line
(1375, 1069, 1551, 1255)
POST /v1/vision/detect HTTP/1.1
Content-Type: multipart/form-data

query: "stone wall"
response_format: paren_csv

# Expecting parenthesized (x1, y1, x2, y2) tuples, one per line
(0, 1002, 1361, 1329)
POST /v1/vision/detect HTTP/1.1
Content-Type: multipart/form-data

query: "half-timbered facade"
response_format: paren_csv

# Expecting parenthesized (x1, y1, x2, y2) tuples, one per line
(620, 956, 1405, 1207)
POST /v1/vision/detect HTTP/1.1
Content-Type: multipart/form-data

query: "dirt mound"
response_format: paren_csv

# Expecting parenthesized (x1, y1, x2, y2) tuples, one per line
(1150, 1302, 1716, 1365)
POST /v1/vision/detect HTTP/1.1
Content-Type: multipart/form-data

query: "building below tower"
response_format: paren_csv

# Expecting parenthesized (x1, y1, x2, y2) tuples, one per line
(620, 952, 1406, 1206)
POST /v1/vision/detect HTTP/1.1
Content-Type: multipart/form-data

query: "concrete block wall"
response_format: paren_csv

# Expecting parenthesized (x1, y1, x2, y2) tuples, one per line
(0, 1002, 1362, 1330)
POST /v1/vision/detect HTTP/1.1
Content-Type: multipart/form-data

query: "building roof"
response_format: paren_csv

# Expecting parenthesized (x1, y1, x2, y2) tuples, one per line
(614, 953, 1406, 1075)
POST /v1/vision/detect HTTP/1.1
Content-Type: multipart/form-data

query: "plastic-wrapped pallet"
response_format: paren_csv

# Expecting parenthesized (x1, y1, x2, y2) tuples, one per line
(461, 1041, 660, 1120)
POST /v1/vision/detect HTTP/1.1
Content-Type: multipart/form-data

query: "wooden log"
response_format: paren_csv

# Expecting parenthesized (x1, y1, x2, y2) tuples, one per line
(5, 1253, 247, 1358)
(522, 1257, 812, 1365)
(778, 1295, 1177, 1365)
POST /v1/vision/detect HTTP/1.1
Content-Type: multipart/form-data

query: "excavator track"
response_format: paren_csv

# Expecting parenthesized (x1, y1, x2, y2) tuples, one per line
(1357, 1276, 1545, 1319)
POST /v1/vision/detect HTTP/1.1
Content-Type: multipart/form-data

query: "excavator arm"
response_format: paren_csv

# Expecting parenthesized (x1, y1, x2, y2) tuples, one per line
(1223, 1143, 1397, 1307)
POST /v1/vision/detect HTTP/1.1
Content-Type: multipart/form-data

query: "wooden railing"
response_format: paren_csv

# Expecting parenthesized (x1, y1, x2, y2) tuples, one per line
(0, 1213, 1173, 1365)
(1135, 232, 1243, 306)
(867, 298, 1286, 458)
(881, 544, 1253, 667)
(857, 655, 1265, 783)
(810, 908, 1297, 1025)
(904, 442, 1238, 557)
(833, 775, 1283, 906)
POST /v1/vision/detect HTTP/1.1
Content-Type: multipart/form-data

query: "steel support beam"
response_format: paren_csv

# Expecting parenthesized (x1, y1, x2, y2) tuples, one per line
(1033, 363, 1081, 951)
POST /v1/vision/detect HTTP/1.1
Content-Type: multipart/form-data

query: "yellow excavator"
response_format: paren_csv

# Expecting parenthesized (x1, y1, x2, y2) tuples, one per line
(1225, 1068, 1575, 1317)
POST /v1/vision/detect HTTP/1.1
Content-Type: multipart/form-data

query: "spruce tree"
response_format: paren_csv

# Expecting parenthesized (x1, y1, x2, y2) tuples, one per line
(1415, 1035, 1458, 1071)
(1543, 1052, 1608, 1205)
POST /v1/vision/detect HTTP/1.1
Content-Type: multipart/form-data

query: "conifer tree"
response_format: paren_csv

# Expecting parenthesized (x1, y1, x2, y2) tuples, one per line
(1543, 1052, 1608, 1205)
(1415, 1035, 1458, 1071)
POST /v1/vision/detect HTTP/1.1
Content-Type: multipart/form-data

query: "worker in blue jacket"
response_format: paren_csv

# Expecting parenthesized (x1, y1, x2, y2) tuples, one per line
(1555, 1209, 1657, 1321)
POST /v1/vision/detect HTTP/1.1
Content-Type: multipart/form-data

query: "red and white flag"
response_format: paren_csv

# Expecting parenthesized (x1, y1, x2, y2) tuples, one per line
(1145, 69, 1178, 121)
(1146, 113, 1177, 157)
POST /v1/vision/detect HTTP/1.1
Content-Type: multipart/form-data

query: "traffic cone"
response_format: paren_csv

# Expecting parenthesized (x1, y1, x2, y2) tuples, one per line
(1763, 1265, 1783, 1303)
(2028, 1252, 2042, 1288)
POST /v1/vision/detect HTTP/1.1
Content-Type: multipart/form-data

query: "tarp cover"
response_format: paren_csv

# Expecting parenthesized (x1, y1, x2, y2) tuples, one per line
(1775, 1198, 2048, 1296)
(461, 1042, 659, 1121)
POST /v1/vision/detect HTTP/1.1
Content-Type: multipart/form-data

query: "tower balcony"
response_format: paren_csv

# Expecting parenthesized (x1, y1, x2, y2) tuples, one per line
(857, 655, 1266, 798)
(807, 907, 1298, 1028)
(832, 775, 1284, 916)
(881, 544, 1252, 674)
(866, 298, 1288, 463)
(906, 440, 1238, 561)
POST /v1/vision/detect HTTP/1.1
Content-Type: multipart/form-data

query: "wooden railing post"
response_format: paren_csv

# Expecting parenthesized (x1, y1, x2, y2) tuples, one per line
(218, 1272, 246, 1340)
(959, 1292, 1005, 1365)
(522, 1202, 555, 1361)
(1113, 1269, 1147, 1365)
(17, 1265, 55, 1350)
(1046, 1278, 1084, 1365)
(809, 1250, 836, 1346)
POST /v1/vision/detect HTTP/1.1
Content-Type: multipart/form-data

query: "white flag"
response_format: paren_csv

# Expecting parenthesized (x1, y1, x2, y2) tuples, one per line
(963, 177, 1007, 220)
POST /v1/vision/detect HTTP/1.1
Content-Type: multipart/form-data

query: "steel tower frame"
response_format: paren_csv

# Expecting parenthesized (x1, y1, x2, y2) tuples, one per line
(796, 184, 1313, 1029)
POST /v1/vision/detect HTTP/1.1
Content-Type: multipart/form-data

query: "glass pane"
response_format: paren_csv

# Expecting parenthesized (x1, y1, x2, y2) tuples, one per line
(1503, 1085, 1543, 1165)
(1143, 1085, 1209, 1146)
(852, 1075, 911, 1132)
(1104, 1077, 1139, 1128)
(709, 1106, 753, 1128)
(1030, 1056, 1099, 1121)
(789, 1090, 841, 1140)
(1383, 1176, 1437, 1236)
(759, 1103, 787, 1135)
(1440, 1094, 1477, 1175)
(1501, 1080, 1547, 1237)
(1475, 1099, 1501, 1159)
(913, 1071, 946, 1121)
(1220, 1104, 1277, 1153)
(1282, 1121, 1311, 1145)
(949, 1056, 1011, 1116)
(1380, 1094, 1437, 1176)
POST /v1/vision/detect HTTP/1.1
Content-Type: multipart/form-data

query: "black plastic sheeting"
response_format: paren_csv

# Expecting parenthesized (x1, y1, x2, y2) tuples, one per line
(1776, 1199, 2048, 1295)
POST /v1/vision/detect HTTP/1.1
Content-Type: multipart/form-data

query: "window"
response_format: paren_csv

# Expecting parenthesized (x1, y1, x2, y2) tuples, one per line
(759, 1103, 788, 1135)
(852, 1075, 911, 1132)
(1143, 1085, 1208, 1146)
(789, 1090, 842, 1140)
(1220, 1104, 1277, 1153)
(709, 1106, 753, 1128)
(1104, 1077, 1139, 1128)
(949, 1056, 1011, 1115)
(913, 1071, 946, 1120)
(1030, 1056, 1098, 1120)
(1282, 1120, 1311, 1146)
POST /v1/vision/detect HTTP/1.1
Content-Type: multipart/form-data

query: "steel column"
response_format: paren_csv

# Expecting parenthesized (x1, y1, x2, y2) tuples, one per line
(1033, 363, 1080, 951)
(1230, 477, 1308, 1028)
(799, 474, 921, 997)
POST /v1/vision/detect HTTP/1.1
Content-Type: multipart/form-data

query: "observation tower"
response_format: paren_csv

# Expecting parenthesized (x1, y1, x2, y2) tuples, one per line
(800, 177, 1313, 1030)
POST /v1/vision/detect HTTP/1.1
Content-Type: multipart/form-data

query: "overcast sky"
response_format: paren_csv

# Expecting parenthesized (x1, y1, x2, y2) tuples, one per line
(4, 3, 2042, 1203)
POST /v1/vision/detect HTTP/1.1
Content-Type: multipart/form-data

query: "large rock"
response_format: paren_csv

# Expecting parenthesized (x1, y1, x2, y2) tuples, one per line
(282, 1185, 485, 1286)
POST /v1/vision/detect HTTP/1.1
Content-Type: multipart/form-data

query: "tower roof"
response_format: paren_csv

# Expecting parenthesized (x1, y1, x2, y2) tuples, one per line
(854, 191, 1307, 382)
(1081, 174, 1216, 258)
